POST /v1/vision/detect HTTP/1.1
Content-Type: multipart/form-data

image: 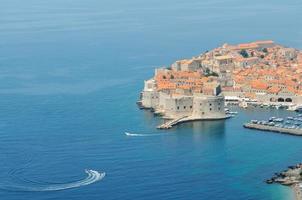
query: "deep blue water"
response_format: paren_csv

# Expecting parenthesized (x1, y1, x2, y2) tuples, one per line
(0, 0, 301, 199)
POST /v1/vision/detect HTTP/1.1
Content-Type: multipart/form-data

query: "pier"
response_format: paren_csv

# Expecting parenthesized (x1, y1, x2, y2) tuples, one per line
(157, 115, 231, 129)
(157, 116, 188, 129)
(244, 123, 302, 136)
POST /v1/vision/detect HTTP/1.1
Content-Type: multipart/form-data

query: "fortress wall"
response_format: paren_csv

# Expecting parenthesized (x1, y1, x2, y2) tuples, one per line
(193, 95, 225, 119)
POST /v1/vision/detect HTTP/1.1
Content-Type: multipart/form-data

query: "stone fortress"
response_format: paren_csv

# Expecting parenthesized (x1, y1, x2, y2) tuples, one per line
(140, 68, 227, 129)
(141, 70, 226, 120)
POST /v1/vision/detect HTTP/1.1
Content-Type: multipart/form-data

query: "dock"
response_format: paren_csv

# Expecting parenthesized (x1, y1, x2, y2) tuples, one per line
(157, 116, 188, 129)
(243, 123, 302, 136)
(157, 115, 230, 129)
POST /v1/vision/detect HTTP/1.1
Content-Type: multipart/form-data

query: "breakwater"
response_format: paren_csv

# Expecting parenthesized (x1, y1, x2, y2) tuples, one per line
(157, 115, 231, 129)
(157, 116, 188, 129)
(243, 123, 302, 136)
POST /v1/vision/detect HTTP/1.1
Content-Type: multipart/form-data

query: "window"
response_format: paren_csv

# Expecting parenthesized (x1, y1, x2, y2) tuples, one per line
(218, 107, 220, 110)
(177, 106, 179, 110)
(190, 106, 192, 109)
(200, 103, 202, 106)
(209, 103, 212, 106)
(184, 106, 186, 109)
(202, 112, 205, 115)
(210, 108, 212, 111)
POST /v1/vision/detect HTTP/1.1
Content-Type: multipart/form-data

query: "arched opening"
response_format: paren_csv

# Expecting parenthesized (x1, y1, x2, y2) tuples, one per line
(270, 97, 276, 102)
(285, 98, 292, 102)
(277, 98, 284, 102)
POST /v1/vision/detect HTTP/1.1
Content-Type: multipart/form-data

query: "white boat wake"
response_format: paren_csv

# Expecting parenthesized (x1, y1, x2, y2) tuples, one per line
(2, 169, 105, 192)
(124, 132, 164, 137)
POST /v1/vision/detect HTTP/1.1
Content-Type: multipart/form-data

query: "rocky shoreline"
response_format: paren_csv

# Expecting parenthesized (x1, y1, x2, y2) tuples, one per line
(292, 184, 302, 200)
(266, 164, 302, 200)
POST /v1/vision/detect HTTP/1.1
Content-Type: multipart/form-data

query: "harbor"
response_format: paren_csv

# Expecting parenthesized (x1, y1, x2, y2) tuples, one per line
(244, 115, 302, 136)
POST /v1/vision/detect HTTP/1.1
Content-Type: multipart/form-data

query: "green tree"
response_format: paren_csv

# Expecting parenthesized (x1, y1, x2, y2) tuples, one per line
(239, 50, 249, 58)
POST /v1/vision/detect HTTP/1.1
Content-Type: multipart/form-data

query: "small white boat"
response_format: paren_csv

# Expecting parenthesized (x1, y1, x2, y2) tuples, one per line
(239, 101, 248, 108)
(275, 105, 281, 109)
(125, 132, 132, 136)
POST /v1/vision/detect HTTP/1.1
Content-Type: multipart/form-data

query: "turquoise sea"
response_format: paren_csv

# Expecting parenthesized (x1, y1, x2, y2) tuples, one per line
(0, 0, 301, 199)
